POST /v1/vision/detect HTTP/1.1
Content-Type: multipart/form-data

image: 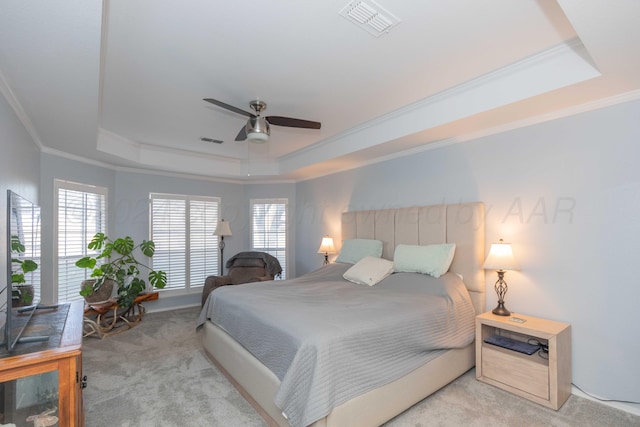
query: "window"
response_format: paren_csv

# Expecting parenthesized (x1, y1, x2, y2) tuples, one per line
(251, 199, 287, 279)
(150, 194, 219, 292)
(55, 180, 107, 302)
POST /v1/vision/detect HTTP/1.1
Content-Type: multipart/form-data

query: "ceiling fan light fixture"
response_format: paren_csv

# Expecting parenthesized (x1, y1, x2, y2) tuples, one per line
(246, 116, 270, 143)
(203, 97, 320, 144)
(247, 130, 269, 143)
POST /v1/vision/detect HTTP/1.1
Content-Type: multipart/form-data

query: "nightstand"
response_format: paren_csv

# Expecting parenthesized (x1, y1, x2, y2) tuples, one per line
(475, 311, 571, 410)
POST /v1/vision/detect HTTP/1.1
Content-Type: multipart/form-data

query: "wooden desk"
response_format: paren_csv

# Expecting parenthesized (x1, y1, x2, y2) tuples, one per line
(83, 292, 158, 339)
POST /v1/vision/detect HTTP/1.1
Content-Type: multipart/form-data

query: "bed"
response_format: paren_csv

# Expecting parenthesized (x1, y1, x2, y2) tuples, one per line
(198, 202, 485, 427)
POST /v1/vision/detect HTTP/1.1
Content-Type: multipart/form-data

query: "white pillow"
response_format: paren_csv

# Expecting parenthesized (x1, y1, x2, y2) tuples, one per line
(393, 243, 456, 278)
(343, 256, 395, 286)
(335, 239, 383, 264)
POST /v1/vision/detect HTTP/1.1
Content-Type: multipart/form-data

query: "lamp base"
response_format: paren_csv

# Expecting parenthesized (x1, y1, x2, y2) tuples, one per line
(492, 302, 510, 316)
(220, 237, 226, 275)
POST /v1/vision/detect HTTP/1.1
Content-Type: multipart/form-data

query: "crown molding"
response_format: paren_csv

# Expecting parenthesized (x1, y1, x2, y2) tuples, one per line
(42, 132, 294, 184)
(297, 88, 640, 182)
(54, 36, 602, 181)
(280, 38, 600, 175)
(33, 87, 640, 185)
(286, 38, 591, 160)
(0, 68, 44, 149)
(41, 145, 118, 170)
(453, 88, 640, 143)
(7, 28, 635, 184)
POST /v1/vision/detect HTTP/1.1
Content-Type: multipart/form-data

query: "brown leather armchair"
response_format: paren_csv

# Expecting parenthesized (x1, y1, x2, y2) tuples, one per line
(201, 251, 282, 306)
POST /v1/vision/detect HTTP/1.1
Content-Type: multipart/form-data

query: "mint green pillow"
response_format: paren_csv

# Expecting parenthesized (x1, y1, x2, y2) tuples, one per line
(335, 239, 383, 264)
(393, 243, 456, 278)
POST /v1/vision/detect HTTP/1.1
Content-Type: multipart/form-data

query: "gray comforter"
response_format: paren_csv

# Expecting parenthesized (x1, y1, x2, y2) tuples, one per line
(197, 263, 476, 427)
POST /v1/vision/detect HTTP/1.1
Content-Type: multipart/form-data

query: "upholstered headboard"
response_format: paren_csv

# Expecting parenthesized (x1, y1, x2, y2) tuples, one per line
(341, 202, 485, 314)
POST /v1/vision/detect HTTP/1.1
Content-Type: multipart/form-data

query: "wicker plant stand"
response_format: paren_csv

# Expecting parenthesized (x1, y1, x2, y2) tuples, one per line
(83, 292, 158, 339)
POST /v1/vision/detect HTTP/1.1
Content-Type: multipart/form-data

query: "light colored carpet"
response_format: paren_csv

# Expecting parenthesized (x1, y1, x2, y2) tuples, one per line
(82, 307, 640, 427)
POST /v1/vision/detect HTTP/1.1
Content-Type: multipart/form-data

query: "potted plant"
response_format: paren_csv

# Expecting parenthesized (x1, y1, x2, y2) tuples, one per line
(76, 233, 167, 308)
(11, 234, 38, 307)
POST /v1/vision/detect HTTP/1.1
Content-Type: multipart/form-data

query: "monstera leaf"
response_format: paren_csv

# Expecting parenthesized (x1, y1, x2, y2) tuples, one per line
(75, 233, 166, 309)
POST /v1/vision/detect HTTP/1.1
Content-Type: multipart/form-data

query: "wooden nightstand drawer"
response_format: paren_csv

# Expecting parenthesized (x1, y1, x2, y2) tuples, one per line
(482, 345, 549, 399)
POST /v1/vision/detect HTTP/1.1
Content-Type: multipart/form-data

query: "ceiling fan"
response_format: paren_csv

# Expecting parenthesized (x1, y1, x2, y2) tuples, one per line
(203, 98, 321, 144)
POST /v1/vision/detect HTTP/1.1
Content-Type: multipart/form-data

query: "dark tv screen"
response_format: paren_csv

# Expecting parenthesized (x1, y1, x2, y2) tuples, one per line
(2, 190, 41, 352)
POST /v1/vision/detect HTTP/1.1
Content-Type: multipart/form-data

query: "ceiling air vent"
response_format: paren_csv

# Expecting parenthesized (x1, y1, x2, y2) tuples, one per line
(200, 137, 223, 144)
(339, 0, 400, 37)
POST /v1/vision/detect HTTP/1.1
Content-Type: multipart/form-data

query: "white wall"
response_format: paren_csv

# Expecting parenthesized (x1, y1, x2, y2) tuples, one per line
(0, 94, 40, 299)
(295, 99, 640, 407)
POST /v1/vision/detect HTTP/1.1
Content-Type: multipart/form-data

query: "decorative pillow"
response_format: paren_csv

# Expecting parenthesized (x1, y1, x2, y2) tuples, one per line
(335, 239, 383, 264)
(343, 256, 395, 286)
(393, 243, 456, 278)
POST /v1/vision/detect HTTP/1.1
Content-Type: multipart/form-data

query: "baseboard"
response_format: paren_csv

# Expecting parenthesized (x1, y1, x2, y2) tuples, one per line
(572, 386, 640, 417)
(145, 292, 201, 313)
(146, 302, 200, 313)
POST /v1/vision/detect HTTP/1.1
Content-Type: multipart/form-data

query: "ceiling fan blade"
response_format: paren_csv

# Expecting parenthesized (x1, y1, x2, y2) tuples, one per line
(235, 125, 247, 141)
(203, 98, 255, 118)
(266, 116, 321, 129)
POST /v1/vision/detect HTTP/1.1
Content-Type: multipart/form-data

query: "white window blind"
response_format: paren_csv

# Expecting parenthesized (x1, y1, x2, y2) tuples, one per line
(55, 180, 107, 303)
(251, 199, 287, 279)
(150, 194, 219, 292)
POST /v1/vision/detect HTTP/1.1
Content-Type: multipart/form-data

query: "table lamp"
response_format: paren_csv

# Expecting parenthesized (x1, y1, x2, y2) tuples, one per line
(483, 239, 519, 316)
(317, 236, 336, 265)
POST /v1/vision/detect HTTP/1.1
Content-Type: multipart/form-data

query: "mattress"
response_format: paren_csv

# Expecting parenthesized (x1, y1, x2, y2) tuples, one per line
(197, 263, 476, 427)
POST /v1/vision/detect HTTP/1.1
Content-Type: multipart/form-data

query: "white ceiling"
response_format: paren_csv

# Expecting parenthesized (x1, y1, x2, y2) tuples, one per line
(1, 0, 639, 182)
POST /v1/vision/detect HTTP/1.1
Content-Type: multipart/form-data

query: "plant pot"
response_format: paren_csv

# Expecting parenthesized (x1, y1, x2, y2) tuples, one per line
(81, 279, 115, 304)
(12, 285, 34, 307)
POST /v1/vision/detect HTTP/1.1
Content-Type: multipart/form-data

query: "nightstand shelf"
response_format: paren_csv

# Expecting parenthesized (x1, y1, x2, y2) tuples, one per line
(475, 311, 571, 410)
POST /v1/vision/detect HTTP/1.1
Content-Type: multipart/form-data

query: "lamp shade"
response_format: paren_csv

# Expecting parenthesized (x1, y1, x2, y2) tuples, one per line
(483, 239, 519, 271)
(317, 236, 336, 254)
(213, 219, 232, 237)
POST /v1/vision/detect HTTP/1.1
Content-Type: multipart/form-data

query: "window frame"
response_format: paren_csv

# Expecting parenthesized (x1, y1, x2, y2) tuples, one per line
(149, 193, 220, 296)
(250, 198, 288, 279)
(53, 179, 108, 303)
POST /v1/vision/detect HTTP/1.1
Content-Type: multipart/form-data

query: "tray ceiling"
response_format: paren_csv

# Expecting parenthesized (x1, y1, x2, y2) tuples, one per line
(1, 0, 639, 181)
